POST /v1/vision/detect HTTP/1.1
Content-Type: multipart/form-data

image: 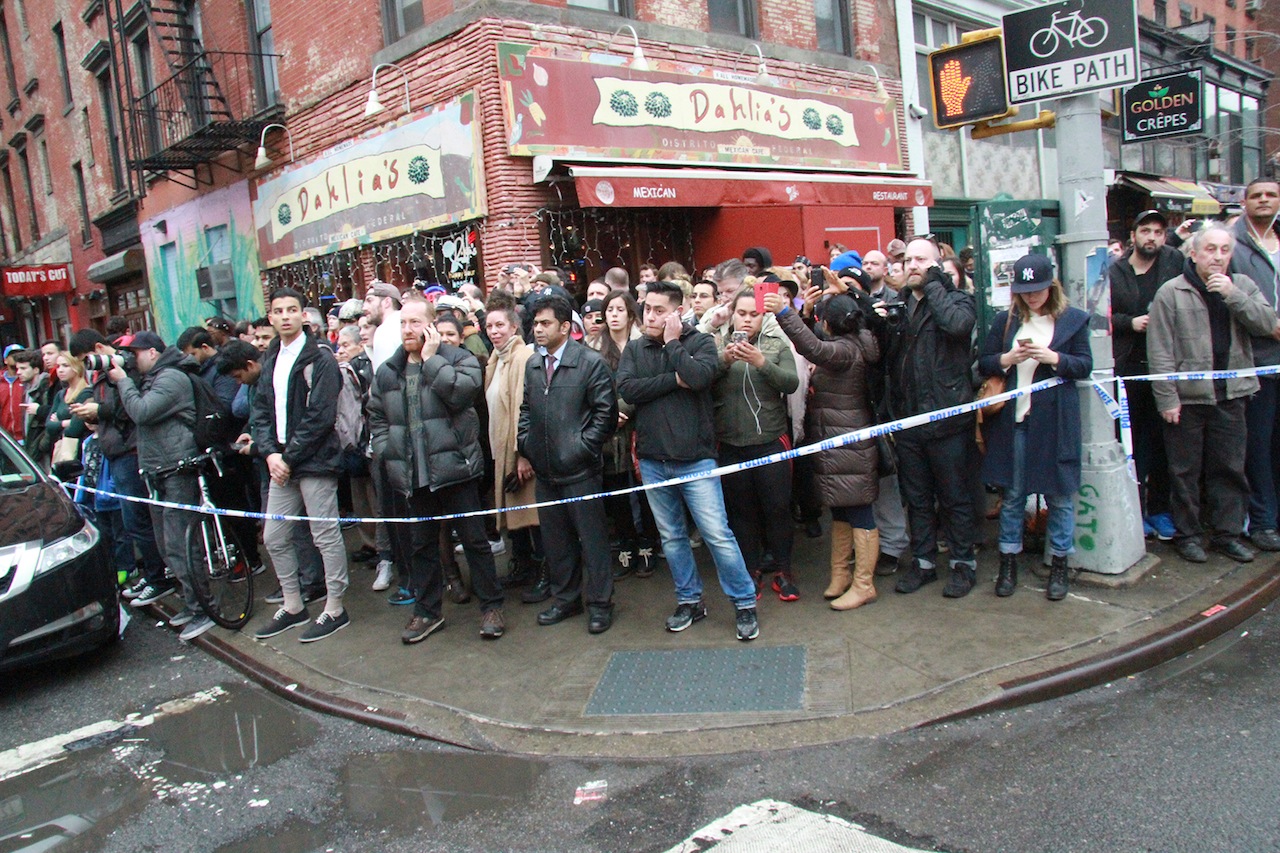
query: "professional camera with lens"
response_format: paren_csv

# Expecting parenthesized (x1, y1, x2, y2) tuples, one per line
(883, 303, 908, 326)
(83, 351, 135, 372)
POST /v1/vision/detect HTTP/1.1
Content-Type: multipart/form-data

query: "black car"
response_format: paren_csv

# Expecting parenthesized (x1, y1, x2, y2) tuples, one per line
(0, 429, 118, 672)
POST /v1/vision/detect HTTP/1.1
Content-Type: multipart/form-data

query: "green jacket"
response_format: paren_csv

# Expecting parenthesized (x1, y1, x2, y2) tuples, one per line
(712, 325, 798, 448)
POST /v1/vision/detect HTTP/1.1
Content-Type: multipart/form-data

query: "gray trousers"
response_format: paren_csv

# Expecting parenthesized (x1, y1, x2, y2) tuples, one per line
(264, 475, 350, 614)
(148, 473, 201, 611)
(873, 472, 910, 558)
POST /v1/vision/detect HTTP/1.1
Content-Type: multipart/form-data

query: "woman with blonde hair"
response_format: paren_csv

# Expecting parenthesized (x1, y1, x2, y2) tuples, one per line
(46, 352, 93, 463)
(977, 253, 1092, 601)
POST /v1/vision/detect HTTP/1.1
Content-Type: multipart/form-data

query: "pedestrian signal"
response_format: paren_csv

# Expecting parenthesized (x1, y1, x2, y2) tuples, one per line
(928, 37, 1011, 129)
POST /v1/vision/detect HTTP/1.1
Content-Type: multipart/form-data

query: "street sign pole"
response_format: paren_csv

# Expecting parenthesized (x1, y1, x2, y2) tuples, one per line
(1055, 93, 1146, 573)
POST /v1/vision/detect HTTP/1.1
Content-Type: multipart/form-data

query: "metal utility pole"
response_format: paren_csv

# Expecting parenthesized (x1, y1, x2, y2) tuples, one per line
(1055, 93, 1146, 573)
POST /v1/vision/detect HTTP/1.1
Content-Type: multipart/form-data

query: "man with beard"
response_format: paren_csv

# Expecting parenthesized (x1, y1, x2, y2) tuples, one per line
(1111, 210, 1186, 541)
(364, 280, 403, 372)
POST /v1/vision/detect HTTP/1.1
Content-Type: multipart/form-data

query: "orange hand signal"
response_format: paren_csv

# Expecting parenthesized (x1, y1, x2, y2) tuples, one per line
(939, 59, 973, 118)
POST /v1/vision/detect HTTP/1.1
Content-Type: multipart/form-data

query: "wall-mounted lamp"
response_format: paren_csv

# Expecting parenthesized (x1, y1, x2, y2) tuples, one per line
(254, 123, 295, 170)
(365, 62, 411, 118)
(854, 63, 892, 104)
(732, 44, 775, 87)
(153, 218, 168, 234)
(608, 25, 650, 71)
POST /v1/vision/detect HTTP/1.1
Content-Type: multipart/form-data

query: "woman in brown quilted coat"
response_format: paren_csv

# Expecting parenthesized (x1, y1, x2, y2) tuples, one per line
(766, 289, 881, 610)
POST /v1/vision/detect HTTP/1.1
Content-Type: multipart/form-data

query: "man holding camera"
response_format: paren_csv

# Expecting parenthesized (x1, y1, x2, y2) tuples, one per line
(882, 237, 980, 598)
(69, 330, 170, 607)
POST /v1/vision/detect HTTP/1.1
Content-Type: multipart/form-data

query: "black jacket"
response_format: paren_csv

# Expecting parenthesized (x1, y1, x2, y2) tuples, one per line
(518, 339, 618, 485)
(367, 342, 484, 495)
(1110, 245, 1185, 375)
(90, 358, 144, 461)
(250, 334, 342, 478)
(615, 326, 720, 462)
(883, 267, 977, 438)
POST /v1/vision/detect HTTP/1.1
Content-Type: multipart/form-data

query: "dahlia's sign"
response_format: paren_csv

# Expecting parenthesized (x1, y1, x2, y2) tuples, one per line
(252, 91, 486, 268)
(498, 42, 904, 172)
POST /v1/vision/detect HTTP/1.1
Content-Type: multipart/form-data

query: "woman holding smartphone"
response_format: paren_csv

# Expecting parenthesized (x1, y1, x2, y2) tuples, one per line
(977, 253, 1093, 601)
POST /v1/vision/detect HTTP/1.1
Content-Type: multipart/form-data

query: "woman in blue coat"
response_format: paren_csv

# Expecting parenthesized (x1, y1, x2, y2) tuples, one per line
(978, 253, 1093, 601)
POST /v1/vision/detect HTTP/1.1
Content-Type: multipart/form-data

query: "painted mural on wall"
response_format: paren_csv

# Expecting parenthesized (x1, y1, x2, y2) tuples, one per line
(252, 91, 487, 269)
(140, 181, 266, 344)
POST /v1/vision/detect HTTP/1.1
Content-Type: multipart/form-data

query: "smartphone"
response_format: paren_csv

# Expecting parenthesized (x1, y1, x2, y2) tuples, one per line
(731, 331, 749, 345)
(1017, 337, 1033, 345)
(810, 267, 825, 292)
(754, 281, 779, 314)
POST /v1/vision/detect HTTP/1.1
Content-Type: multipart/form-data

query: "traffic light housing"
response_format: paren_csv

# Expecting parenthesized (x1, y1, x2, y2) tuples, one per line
(928, 36, 1011, 129)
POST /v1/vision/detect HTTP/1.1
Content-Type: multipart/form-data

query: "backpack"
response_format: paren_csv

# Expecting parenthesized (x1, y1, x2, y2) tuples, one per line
(174, 369, 236, 453)
(303, 359, 366, 454)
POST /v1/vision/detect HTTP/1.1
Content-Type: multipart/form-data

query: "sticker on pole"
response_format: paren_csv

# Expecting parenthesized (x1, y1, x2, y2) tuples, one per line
(1002, 0, 1139, 104)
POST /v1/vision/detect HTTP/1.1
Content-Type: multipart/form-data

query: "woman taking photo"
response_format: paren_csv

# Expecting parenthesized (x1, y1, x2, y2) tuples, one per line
(765, 285, 881, 611)
(47, 352, 93, 463)
(596, 289, 659, 578)
(713, 285, 799, 599)
(978, 253, 1092, 601)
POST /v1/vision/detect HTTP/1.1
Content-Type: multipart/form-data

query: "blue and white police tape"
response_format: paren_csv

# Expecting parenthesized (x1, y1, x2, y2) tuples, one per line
(58, 375, 1069, 525)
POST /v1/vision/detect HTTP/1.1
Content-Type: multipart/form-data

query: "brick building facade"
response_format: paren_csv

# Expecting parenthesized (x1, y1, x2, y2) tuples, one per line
(1, 0, 923, 341)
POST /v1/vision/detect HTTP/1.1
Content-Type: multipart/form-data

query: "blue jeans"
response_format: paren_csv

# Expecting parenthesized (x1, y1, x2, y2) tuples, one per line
(998, 424, 1076, 558)
(111, 452, 166, 585)
(639, 458, 756, 610)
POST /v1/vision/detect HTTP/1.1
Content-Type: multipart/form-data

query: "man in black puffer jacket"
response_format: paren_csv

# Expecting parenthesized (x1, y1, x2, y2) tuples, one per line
(368, 295, 505, 644)
(518, 293, 618, 634)
(882, 237, 979, 599)
(250, 287, 352, 644)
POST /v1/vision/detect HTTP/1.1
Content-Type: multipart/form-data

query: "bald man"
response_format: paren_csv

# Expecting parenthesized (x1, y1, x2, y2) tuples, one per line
(881, 238, 980, 598)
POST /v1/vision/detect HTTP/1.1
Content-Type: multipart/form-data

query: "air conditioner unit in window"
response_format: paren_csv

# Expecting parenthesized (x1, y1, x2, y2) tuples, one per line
(195, 263, 236, 301)
(1244, 0, 1261, 13)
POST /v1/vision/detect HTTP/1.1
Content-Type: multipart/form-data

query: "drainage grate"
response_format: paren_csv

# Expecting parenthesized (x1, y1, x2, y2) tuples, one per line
(585, 645, 807, 716)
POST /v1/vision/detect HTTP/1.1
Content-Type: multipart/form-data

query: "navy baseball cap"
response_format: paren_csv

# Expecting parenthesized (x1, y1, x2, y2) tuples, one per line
(1011, 254, 1055, 294)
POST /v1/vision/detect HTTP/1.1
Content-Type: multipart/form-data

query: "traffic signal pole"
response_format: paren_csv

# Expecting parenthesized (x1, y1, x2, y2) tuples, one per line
(1055, 93, 1146, 573)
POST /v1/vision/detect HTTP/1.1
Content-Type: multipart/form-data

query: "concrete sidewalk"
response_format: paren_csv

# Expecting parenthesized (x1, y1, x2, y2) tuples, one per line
(164, 526, 1280, 759)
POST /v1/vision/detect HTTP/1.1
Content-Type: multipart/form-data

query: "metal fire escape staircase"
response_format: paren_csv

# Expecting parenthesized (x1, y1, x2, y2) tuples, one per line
(105, 0, 282, 191)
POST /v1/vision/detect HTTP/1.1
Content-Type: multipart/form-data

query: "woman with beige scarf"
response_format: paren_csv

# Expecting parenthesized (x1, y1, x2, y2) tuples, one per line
(484, 300, 547, 601)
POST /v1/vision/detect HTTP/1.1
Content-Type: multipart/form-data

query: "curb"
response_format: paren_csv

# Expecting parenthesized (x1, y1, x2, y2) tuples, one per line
(919, 568, 1280, 728)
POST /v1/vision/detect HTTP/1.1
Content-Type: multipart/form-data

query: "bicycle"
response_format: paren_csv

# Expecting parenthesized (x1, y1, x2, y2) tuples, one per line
(147, 450, 254, 629)
(1029, 7, 1109, 59)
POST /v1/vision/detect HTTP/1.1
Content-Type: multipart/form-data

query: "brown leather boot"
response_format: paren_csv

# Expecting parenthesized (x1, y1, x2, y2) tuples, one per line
(831, 528, 880, 610)
(823, 521, 855, 599)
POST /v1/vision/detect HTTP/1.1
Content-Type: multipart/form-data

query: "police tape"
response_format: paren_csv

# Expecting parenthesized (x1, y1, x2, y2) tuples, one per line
(59, 375, 1070, 525)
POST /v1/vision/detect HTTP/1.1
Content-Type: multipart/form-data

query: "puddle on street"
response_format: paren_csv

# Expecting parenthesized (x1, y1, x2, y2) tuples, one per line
(0, 683, 317, 852)
(212, 817, 330, 853)
(341, 751, 545, 830)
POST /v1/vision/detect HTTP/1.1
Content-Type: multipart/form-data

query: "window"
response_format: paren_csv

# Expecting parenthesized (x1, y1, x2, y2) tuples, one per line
(568, 0, 623, 11)
(37, 136, 51, 194)
(205, 223, 229, 264)
(1153, 0, 1166, 25)
(1178, 3, 1193, 25)
(815, 0, 849, 54)
(708, 0, 755, 36)
(52, 22, 72, 106)
(15, 143, 38, 241)
(96, 70, 124, 190)
(80, 107, 94, 166)
(382, 0, 423, 43)
(131, 33, 160, 157)
(246, 0, 279, 107)
(1224, 25, 1235, 54)
(72, 162, 90, 245)
(1242, 95, 1260, 184)
(0, 8, 18, 105)
(1, 160, 18, 247)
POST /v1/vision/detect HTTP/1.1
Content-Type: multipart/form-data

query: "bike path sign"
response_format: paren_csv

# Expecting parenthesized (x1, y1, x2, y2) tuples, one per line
(1002, 0, 1139, 104)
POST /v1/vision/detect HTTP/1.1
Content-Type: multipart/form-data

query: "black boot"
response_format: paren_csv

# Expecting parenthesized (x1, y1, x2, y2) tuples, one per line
(520, 560, 551, 604)
(995, 553, 1018, 597)
(1046, 555, 1069, 601)
(444, 564, 471, 605)
(501, 555, 535, 588)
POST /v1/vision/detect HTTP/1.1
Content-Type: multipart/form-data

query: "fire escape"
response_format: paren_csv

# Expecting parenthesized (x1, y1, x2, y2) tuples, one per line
(103, 0, 282, 192)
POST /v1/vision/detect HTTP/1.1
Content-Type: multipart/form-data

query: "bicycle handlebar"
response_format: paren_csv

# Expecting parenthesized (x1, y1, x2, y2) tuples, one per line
(145, 448, 225, 479)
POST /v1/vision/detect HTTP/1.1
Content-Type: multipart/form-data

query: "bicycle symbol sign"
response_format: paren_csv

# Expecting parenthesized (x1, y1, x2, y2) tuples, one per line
(1003, 0, 1138, 104)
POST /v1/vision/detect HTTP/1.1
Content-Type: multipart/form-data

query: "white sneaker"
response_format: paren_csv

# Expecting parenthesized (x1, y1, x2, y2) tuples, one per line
(489, 537, 506, 555)
(372, 560, 394, 592)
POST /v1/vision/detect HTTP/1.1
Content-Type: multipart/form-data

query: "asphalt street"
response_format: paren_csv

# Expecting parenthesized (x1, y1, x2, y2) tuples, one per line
(2, 601, 1277, 852)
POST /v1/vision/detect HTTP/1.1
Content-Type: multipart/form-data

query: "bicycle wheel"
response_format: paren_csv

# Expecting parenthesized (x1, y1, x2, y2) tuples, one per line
(187, 518, 254, 629)
(1079, 17, 1108, 47)
(1029, 27, 1059, 58)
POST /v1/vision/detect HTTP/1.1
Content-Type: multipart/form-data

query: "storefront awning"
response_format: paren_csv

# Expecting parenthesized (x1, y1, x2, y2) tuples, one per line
(1115, 173, 1221, 215)
(86, 248, 144, 283)
(569, 166, 933, 209)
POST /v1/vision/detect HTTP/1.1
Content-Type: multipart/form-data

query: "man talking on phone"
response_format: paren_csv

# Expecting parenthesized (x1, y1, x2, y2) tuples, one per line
(882, 237, 980, 599)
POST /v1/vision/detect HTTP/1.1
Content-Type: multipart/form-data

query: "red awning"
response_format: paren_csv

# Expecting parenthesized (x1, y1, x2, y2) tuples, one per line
(568, 166, 933, 209)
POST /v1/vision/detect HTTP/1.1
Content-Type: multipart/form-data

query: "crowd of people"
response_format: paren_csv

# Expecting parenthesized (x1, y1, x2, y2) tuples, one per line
(1, 176, 1276, 646)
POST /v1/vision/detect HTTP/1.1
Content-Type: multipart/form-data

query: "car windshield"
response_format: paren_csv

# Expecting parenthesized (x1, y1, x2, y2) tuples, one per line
(0, 431, 41, 489)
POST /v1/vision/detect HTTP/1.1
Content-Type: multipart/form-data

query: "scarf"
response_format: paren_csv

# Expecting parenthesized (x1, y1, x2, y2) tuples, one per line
(1183, 257, 1231, 401)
